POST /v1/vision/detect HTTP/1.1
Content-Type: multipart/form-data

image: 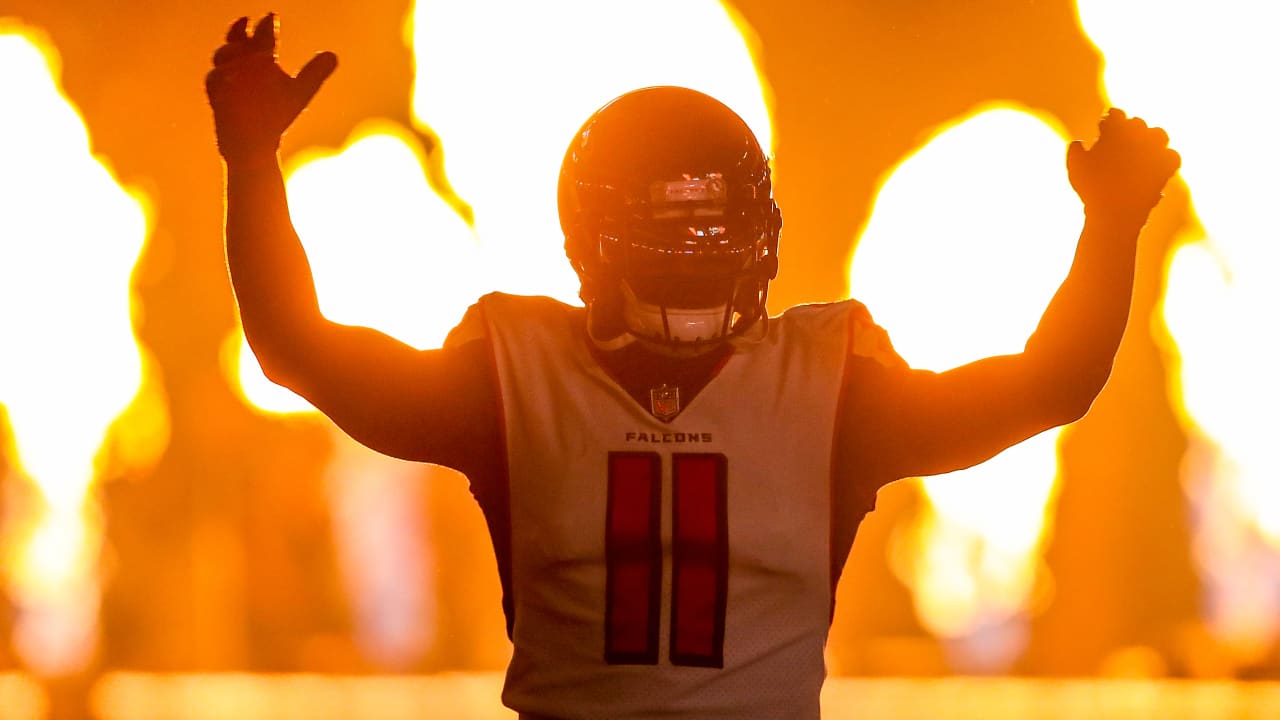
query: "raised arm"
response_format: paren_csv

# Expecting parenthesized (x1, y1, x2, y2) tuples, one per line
(850, 109, 1180, 481)
(206, 15, 497, 467)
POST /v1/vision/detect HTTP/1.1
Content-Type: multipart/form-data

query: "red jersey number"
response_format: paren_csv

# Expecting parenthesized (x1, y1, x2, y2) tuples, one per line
(605, 452, 728, 668)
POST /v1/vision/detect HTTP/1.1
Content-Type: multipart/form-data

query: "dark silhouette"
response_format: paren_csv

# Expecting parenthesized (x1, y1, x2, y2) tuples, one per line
(207, 13, 1179, 718)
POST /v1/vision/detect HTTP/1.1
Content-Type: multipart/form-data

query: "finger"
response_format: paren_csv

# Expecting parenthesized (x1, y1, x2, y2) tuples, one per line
(212, 42, 248, 66)
(213, 38, 274, 66)
(1148, 126, 1170, 148)
(1164, 148, 1182, 175)
(1098, 108, 1126, 137)
(293, 51, 338, 109)
(226, 16, 249, 43)
(249, 13, 277, 55)
(1067, 139, 1085, 166)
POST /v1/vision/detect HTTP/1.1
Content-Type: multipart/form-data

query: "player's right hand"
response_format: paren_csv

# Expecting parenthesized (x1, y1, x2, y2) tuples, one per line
(205, 14, 337, 163)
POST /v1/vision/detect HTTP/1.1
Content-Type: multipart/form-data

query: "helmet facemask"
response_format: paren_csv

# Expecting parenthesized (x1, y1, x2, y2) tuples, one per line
(615, 206, 777, 352)
(576, 182, 779, 354)
(560, 87, 781, 355)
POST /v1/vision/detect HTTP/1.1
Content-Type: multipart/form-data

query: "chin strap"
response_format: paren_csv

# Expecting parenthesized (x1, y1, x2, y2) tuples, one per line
(585, 274, 771, 355)
(619, 282, 733, 346)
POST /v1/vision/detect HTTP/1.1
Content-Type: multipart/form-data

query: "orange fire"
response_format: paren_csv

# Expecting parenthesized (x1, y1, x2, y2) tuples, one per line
(406, 0, 772, 300)
(225, 0, 773, 665)
(0, 24, 159, 676)
(849, 106, 1083, 670)
(1076, 0, 1280, 667)
(226, 120, 479, 414)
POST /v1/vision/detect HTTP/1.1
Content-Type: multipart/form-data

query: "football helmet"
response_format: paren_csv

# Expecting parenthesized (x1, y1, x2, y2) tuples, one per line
(559, 86, 781, 353)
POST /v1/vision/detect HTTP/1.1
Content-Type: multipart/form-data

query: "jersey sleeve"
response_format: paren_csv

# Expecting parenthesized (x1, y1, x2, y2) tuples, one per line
(828, 301, 907, 577)
(428, 300, 507, 480)
(445, 300, 490, 349)
(847, 300, 908, 370)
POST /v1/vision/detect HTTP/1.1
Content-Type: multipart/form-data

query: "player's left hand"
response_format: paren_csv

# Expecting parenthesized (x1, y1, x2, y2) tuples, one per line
(1067, 108, 1180, 219)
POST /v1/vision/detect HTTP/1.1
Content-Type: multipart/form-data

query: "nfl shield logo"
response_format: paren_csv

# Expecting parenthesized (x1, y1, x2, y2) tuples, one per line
(649, 384, 680, 421)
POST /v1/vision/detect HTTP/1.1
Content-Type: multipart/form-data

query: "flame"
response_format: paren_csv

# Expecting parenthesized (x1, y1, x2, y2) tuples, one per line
(227, 120, 479, 413)
(850, 107, 1082, 670)
(0, 25, 153, 675)
(1075, 0, 1280, 666)
(407, 0, 773, 299)
(226, 2, 772, 665)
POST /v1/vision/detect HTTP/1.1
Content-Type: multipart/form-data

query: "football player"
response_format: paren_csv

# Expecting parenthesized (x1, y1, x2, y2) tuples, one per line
(206, 14, 1180, 719)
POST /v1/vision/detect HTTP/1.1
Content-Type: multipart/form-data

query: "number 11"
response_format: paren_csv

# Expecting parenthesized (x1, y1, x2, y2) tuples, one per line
(604, 451, 728, 668)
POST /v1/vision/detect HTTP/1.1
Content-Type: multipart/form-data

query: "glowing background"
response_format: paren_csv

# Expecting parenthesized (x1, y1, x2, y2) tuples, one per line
(1076, 0, 1280, 670)
(0, 26, 158, 678)
(0, 0, 1273, 716)
(850, 106, 1081, 671)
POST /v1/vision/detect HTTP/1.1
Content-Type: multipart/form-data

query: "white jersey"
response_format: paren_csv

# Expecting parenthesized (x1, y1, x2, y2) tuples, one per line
(472, 292, 853, 720)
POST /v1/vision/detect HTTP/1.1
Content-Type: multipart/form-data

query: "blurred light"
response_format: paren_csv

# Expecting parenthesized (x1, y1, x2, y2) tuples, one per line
(322, 428, 438, 668)
(1076, 0, 1280, 665)
(0, 24, 155, 676)
(0, 673, 47, 720)
(87, 672, 1280, 720)
(850, 107, 1082, 670)
(90, 672, 513, 720)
